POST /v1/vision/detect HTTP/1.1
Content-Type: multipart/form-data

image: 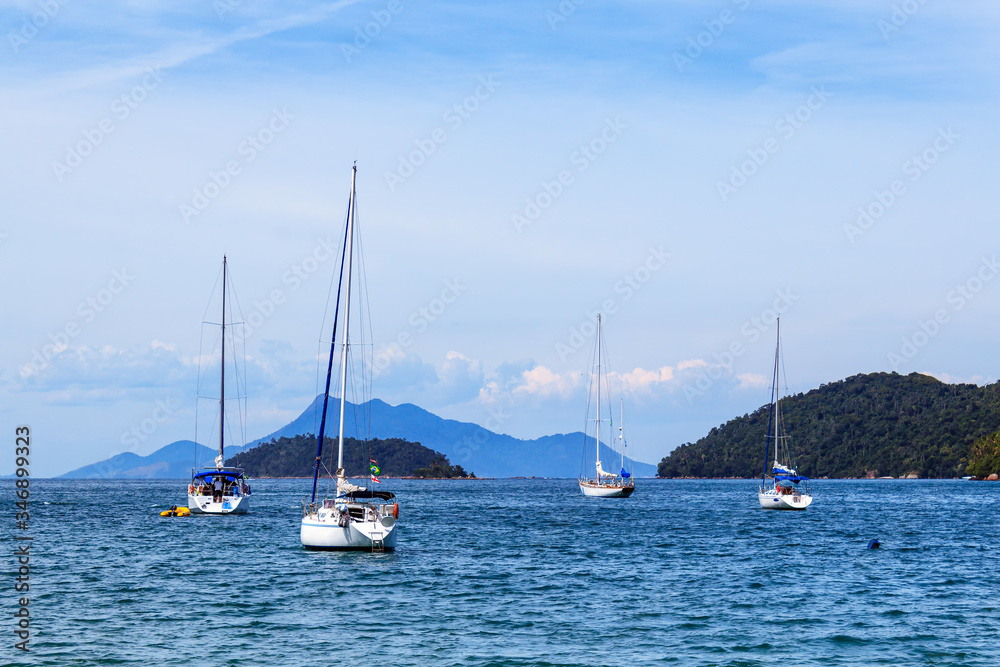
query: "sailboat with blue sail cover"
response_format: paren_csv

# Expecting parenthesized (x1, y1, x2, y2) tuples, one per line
(758, 318, 812, 510)
(187, 256, 250, 515)
(300, 163, 399, 550)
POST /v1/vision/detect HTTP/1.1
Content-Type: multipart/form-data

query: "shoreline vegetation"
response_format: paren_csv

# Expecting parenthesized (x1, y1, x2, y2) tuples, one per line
(225, 434, 475, 479)
(657, 372, 1000, 480)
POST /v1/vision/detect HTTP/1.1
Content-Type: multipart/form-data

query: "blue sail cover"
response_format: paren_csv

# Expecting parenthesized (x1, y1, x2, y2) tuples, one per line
(193, 470, 243, 481)
(775, 474, 808, 483)
(621, 469, 631, 478)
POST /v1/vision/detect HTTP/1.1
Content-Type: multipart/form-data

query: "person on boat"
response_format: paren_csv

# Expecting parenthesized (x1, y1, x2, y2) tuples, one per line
(213, 475, 224, 503)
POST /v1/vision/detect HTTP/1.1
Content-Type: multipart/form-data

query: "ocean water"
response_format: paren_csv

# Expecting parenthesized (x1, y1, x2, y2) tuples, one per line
(11, 478, 1000, 666)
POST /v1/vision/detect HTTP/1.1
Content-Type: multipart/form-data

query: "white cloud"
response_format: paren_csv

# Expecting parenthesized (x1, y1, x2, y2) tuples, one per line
(614, 366, 675, 394)
(736, 373, 769, 390)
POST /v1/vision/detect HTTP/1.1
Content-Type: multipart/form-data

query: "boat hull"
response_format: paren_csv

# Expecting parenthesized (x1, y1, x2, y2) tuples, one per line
(758, 490, 812, 510)
(301, 508, 397, 550)
(579, 480, 635, 498)
(187, 494, 250, 515)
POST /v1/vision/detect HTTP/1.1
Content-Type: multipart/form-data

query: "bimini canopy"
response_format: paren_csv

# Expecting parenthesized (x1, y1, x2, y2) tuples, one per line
(344, 490, 396, 501)
(192, 470, 243, 481)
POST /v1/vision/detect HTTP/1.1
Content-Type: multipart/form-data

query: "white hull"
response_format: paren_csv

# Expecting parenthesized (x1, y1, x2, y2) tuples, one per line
(758, 490, 812, 510)
(301, 504, 397, 550)
(187, 493, 250, 515)
(579, 480, 635, 498)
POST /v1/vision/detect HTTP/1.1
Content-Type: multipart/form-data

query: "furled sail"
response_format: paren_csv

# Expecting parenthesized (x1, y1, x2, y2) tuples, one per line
(335, 468, 365, 496)
(595, 460, 617, 478)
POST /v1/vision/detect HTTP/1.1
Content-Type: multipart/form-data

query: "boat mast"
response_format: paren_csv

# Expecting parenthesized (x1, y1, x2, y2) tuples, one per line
(336, 164, 358, 472)
(596, 314, 601, 478)
(309, 171, 352, 504)
(773, 318, 781, 468)
(761, 318, 780, 487)
(219, 255, 227, 465)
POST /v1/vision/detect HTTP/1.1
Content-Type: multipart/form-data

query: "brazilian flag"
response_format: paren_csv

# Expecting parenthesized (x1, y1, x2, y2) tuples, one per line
(370, 463, 380, 476)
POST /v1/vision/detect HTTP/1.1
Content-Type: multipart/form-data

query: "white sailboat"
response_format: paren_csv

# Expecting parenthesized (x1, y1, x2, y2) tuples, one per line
(301, 164, 399, 551)
(579, 314, 635, 498)
(758, 317, 812, 510)
(187, 256, 250, 515)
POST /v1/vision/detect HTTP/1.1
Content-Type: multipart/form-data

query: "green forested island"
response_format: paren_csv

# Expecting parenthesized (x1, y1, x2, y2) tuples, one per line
(658, 372, 1000, 479)
(226, 434, 472, 478)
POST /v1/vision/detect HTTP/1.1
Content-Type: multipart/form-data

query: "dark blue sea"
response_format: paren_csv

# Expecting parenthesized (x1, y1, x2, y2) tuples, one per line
(9, 479, 1000, 665)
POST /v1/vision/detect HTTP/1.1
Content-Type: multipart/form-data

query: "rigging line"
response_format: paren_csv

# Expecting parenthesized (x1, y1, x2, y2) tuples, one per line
(581, 320, 602, 478)
(599, 327, 614, 454)
(777, 330, 799, 467)
(222, 265, 249, 453)
(350, 193, 376, 455)
(195, 323, 226, 466)
(762, 323, 780, 483)
(200, 262, 225, 324)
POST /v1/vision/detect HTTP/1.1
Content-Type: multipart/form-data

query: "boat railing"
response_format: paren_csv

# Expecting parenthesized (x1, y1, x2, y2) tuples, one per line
(302, 498, 395, 521)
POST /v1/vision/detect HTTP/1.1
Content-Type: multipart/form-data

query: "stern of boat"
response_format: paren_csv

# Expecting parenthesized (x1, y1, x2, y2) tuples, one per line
(759, 489, 812, 510)
(188, 493, 250, 515)
(301, 500, 398, 550)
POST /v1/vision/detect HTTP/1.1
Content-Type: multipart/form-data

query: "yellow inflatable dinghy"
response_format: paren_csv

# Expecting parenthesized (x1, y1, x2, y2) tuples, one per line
(160, 506, 191, 517)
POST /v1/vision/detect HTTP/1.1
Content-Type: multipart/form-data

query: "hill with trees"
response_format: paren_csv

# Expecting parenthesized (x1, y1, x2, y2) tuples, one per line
(657, 372, 1000, 479)
(225, 434, 472, 478)
(966, 428, 1000, 478)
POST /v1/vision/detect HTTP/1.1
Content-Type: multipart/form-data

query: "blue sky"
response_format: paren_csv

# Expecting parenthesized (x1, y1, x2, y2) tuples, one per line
(2, 0, 999, 476)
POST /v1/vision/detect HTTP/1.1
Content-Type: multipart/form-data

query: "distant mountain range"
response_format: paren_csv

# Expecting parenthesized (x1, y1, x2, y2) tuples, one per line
(60, 396, 657, 479)
(60, 440, 241, 479)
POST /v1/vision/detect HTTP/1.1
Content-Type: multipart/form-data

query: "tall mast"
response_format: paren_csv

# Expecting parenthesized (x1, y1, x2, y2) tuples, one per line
(336, 164, 358, 471)
(596, 314, 601, 474)
(309, 171, 352, 504)
(774, 318, 781, 464)
(772, 318, 781, 466)
(219, 255, 227, 464)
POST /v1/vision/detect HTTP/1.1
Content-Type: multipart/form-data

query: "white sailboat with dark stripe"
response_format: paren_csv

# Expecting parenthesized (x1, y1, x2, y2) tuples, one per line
(578, 314, 635, 498)
(301, 164, 398, 551)
(187, 256, 250, 515)
(758, 318, 812, 510)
